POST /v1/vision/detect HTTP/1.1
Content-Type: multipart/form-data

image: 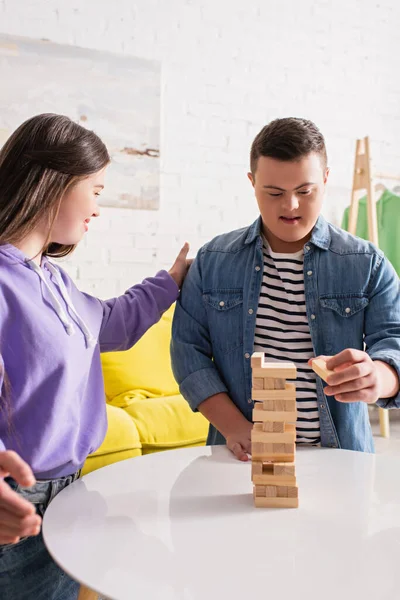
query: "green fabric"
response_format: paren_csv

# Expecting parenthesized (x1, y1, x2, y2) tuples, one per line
(341, 189, 400, 276)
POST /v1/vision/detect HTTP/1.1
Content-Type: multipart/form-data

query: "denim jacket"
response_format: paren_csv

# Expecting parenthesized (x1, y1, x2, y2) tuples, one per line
(171, 215, 400, 453)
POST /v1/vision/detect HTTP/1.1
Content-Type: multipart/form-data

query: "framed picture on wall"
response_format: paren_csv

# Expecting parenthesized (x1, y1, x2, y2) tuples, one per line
(0, 34, 160, 210)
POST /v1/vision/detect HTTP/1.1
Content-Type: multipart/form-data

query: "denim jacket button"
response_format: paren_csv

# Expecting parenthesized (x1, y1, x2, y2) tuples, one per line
(255, 266, 261, 271)
(345, 307, 351, 314)
(248, 398, 253, 404)
(245, 353, 250, 359)
(311, 314, 316, 320)
(219, 301, 225, 307)
(305, 245, 310, 251)
(248, 309, 254, 315)
(307, 270, 313, 276)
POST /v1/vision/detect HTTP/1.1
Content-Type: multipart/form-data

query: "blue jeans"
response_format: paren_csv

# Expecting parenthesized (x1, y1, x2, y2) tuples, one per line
(0, 472, 81, 600)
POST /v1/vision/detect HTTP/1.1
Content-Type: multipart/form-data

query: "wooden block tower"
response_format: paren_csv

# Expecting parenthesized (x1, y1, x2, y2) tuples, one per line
(251, 352, 299, 508)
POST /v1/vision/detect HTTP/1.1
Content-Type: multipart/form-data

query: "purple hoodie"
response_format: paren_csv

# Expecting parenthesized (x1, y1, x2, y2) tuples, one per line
(0, 244, 179, 479)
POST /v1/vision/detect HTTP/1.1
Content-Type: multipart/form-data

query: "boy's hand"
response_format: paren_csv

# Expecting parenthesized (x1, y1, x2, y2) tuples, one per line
(226, 421, 252, 462)
(0, 451, 42, 544)
(168, 243, 193, 289)
(309, 349, 391, 404)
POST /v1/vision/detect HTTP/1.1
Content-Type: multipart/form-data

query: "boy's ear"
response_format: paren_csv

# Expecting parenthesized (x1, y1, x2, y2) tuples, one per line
(247, 172, 255, 187)
(324, 167, 330, 185)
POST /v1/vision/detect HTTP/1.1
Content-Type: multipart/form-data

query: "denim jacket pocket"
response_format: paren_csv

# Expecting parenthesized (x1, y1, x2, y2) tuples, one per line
(320, 294, 369, 317)
(319, 294, 369, 354)
(203, 289, 243, 354)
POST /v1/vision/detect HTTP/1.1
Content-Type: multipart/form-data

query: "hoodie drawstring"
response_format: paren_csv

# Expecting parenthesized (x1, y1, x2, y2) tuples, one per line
(26, 260, 96, 348)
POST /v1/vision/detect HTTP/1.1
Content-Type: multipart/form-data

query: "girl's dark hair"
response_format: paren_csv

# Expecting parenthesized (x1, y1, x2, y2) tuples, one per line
(250, 117, 327, 175)
(0, 113, 110, 258)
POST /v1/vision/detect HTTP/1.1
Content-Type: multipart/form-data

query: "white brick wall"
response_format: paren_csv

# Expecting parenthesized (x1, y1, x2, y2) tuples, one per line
(2, 0, 400, 297)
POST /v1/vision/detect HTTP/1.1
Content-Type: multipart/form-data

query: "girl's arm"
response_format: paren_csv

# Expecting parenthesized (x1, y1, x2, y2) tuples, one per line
(99, 270, 179, 353)
(98, 243, 190, 353)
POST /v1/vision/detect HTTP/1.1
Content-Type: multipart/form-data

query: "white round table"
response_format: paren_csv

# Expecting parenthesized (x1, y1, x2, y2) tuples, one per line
(43, 445, 400, 600)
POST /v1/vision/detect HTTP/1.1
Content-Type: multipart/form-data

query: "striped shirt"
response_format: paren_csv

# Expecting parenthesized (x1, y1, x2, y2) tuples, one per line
(253, 240, 321, 445)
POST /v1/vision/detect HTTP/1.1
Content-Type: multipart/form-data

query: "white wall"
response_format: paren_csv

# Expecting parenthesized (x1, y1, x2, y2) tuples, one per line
(2, 0, 400, 297)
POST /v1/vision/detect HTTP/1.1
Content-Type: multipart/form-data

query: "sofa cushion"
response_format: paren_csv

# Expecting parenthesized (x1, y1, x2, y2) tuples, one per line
(122, 394, 208, 454)
(82, 404, 142, 475)
(101, 306, 179, 401)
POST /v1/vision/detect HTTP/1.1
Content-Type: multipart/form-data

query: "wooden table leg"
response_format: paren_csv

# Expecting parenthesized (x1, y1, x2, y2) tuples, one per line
(379, 407, 390, 438)
(78, 585, 98, 600)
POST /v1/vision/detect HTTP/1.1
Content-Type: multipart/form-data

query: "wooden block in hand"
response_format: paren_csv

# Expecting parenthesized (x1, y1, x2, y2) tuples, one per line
(311, 357, 334, 383)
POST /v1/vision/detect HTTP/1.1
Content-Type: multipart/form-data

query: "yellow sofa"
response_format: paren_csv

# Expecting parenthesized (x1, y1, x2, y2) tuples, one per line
(82, 306, 208, 475)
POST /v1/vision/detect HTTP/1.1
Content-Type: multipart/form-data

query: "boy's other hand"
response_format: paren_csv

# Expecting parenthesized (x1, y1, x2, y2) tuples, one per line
(226, 421, 252, 461)
(168, 242, 193, 289)
(309, 349, 393, 404)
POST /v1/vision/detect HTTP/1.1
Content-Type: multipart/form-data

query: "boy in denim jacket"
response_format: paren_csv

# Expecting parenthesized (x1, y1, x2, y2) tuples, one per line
(171, 118, 400, 458)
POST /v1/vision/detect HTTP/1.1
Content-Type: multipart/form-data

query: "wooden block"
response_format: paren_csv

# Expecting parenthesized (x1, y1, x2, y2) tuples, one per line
(253, 378, 264, 390)
(277, 486, 288, 498)
(274, 378, 286, 389)
(251, 442, 295, 462)
(273, 399, 286, 411)
(284, 399, 296, 411)
(287, 486, 299, 498)
(254, 496, 299, 508)
(254, 485, 265, 497)
(274, 443, 286, 453)
(252, 362, 297, 379)
(78, 586, 98, 600)
(251, 423, 296, 444)
(251, 461, 263, 476)
(310, 357, 334, 383)
(261, 399, 276, 411)
(253, 405, 297, 423)
(284, 443, 295, 453)
(252, 472, 297, 486)
(262, 421, 285, 433)
(252, 383, 296, 401)
(254, 485, 277, 498)
(273, 463, 295, 477)
(262, 421, 274, 433)
(251, 352, 264, 368)
(263, 378, 276, 389)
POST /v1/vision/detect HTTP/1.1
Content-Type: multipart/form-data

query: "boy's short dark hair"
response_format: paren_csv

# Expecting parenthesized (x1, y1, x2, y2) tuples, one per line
(250, 117, 327, 175)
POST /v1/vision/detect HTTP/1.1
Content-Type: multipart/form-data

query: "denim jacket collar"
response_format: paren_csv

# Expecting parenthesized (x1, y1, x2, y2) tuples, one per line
(244, 214, 331, 251)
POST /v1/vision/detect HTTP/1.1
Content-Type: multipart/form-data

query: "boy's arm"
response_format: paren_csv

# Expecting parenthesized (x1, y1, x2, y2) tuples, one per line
(171, 250, 252, 459)
(320, 256, 400, 406)
(170, 250, 229, 408)
(364, 255, 400, 408)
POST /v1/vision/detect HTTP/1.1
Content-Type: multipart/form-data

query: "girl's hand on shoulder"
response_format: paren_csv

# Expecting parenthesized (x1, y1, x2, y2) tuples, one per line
(168, 242, 193, 289)
(0, 451, 41, 544)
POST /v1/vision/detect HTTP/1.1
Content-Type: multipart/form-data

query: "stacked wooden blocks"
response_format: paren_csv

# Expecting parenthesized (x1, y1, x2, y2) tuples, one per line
(251, 352, 298, 508)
